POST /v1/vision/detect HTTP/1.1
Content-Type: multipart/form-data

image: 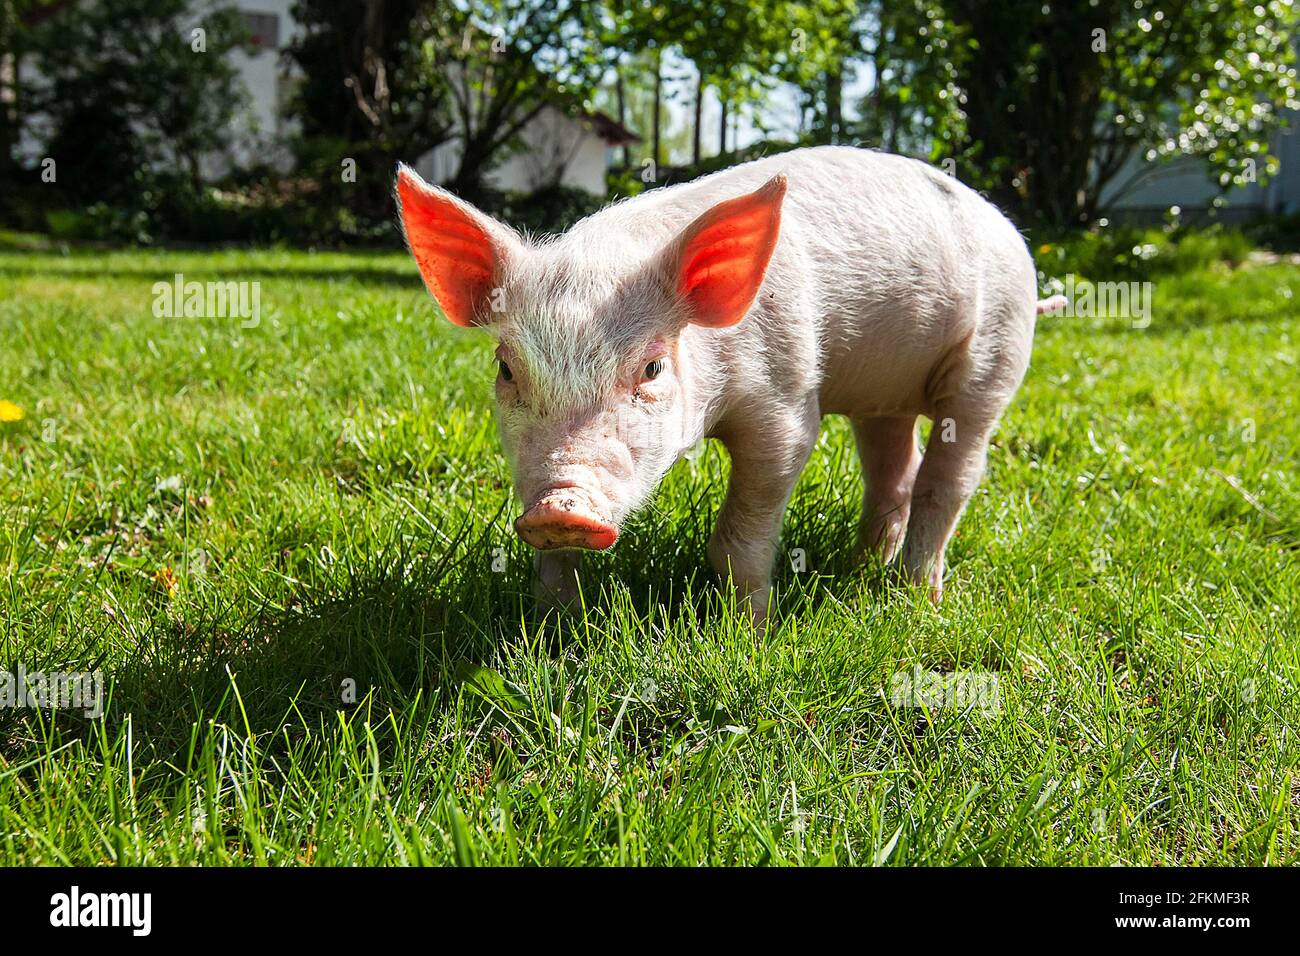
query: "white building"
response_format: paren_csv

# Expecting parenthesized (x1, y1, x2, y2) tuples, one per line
(222, 1, 297, 175)
(1102, 110, 1300, 221)
(417, 106, 637, 196)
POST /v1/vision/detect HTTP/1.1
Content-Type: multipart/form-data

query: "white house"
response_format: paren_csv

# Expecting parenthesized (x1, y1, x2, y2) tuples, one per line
(417, 106, 637, 195)
(1102, 109, 1300, 221)
(221, 1, 297, 175)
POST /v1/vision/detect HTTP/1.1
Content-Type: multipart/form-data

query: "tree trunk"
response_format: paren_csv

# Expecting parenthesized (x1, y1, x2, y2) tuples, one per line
(0, 68, 12, 181)
(451, 138, 494, 200)
(718, 90, 728, 155)
(949, 0, 1111, 226)
(886, 98, 901, 153)
(825, 67, 843, 145)
(691, 69, 703, 166)
(615, 66, 630, 168)
(0, 35, 18, 181)
(651, 48, 662, 169)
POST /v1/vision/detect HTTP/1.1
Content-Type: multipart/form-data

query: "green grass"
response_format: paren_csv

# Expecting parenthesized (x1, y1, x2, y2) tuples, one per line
(0, 246, 1296, 865)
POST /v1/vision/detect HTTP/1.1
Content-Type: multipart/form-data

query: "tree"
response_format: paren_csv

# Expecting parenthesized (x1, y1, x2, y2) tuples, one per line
(593, 46, 690, 171)
(436, 0, 611, 198)
(0, 0, 23, 181)
(672, 0, 785, 160)
(605, 1, 689, 173)
(851, 0, 967, 155)
(24, 0, 248, 202)
(287, 0, 457, 219)
(672, 1, 751, 160)
(289, 1, 607, 207)
(945, 0, 1300, 226)
(766, 0, 864, 145)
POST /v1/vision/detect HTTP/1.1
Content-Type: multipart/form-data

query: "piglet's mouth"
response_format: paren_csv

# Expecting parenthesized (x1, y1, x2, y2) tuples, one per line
(515, 489, 619, 551)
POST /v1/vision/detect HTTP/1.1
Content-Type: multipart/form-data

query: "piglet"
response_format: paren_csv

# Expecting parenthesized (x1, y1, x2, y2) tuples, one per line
(397, 146, 1051, 622)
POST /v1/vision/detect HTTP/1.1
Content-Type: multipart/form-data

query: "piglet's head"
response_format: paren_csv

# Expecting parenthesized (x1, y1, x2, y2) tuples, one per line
(397, 164, 786, 552)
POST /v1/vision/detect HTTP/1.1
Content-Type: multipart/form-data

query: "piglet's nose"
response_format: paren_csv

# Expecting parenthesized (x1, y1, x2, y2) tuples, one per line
(515, 489, 618, 551)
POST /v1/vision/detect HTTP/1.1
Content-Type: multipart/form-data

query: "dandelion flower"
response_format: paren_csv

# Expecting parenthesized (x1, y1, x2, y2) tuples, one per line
(0, 400, 25, 422)
(154, 566, 179, 598)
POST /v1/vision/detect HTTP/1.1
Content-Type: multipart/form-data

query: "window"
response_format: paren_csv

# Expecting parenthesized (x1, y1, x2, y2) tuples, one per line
(242, 11, 280, 51)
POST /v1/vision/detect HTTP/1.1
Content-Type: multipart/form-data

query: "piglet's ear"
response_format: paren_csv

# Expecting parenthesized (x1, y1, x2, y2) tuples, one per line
(396, 164, 518, 327)
(671, 174, 786, 328)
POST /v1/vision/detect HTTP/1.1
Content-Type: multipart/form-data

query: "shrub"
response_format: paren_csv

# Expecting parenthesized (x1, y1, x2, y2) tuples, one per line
(1032, 222, 1255, 286)
(481, 185, 606, 237)
(1249, 213, 1300, 254)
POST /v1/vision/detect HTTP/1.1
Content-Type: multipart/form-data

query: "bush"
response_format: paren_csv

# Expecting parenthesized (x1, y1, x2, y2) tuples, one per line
(1249, 213, 1300, 254)
(672, 138, 805, 183)
(4, 164, 404, 248)
(480, 185, 606, 237)
(606, 167, 647, 200)
(1032, 222, 1255, 285)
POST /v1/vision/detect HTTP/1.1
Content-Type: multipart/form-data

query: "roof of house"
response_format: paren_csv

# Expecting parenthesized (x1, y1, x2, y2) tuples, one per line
(582, 111, 640, 146)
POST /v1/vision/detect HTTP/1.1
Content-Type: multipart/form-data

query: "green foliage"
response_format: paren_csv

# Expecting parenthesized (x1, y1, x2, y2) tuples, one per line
(673, 138, 805, 182)
(24, 0, 249, 204)
(1106, 0, 1298, 191)
(478, 184, 606, 236)
(944, 0, 1299, 225)
(1033, 223, 1257, 283)
(606, 166, 647, 200)
(850, 0, 968, 155)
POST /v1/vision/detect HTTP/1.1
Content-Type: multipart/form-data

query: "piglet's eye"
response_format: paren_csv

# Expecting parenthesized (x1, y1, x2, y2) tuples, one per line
(643, 359, 664, 381)
(498, 360, 513, 382)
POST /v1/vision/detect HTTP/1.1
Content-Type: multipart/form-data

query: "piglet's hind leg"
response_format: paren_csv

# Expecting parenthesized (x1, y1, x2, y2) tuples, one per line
(852, 415, 921, 567)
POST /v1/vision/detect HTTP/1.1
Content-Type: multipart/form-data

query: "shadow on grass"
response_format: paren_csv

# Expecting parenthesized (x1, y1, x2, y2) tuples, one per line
(3, 492, 879, 742)
(0, 511, 506, 766)
(0, 263, 421, 288)
(0, 465, 907, 808)
(0, 244, 418, 288)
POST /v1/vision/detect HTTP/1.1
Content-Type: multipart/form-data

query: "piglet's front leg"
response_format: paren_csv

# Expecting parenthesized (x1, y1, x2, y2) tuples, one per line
(533, 549, 582, 613)
(707, 402, 820, 626)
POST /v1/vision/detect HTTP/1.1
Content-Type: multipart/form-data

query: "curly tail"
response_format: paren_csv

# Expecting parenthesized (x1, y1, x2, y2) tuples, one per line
(1036, 295, 1068, 315)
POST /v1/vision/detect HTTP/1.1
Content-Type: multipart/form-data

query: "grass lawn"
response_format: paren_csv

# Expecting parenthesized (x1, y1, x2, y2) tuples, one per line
(0, 244, 1296, 865)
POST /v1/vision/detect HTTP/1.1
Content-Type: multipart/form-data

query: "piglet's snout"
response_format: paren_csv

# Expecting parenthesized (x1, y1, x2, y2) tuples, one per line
(515, 488, 619, 551)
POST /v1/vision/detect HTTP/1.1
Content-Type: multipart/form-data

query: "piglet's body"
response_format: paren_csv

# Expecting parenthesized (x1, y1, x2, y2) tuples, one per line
(398, 145, 1041, 620)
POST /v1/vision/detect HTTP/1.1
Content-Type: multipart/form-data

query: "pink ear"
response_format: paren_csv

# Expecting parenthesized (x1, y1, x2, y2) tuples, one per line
(674, 174, 787, 328)
(396, 165, 511, 327)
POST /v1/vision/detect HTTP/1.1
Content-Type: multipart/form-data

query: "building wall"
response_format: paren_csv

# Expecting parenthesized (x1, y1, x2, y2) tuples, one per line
(1103, 108, 1299, 221)
(476, 107, 611, 195)
(218, 0, 299, 176)
(419, 96, 612, 196)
